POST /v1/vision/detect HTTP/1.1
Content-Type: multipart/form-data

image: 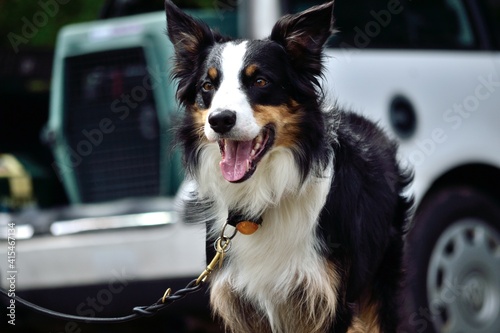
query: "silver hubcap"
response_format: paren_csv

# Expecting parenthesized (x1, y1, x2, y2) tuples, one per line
(427, 219, 500, 333)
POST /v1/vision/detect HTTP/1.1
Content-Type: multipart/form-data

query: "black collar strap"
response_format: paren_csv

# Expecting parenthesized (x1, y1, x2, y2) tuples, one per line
(227, 210, 263, 235)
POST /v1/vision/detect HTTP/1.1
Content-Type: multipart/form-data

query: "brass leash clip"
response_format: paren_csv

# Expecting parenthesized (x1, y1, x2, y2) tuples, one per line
(195, 223, 236, 285)
(161, 223, 238, 303)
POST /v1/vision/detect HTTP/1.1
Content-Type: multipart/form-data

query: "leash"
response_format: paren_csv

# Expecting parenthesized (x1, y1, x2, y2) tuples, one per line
(0, 221, 243, 324)
(0, 280, 203, 324)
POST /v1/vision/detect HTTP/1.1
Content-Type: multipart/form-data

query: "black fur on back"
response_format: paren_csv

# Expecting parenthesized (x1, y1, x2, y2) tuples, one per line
(319, 111, 414, 332)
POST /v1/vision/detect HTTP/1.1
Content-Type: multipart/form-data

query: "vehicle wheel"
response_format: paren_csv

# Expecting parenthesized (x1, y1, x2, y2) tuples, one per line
(405, 187, 500, 333)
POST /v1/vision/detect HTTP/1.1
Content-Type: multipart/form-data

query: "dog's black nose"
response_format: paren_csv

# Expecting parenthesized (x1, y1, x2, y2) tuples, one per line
(208, 110, 237, 134)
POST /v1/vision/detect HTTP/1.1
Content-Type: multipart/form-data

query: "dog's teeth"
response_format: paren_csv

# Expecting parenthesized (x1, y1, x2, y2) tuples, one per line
(251, 149, 256, 157)
(253, 143, 261, 152)
(255, 134, 263, 144)
(247, 160, 251, 171)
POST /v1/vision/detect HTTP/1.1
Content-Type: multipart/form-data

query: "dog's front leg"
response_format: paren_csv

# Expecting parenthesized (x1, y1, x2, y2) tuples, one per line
(210, 279, 273, 333)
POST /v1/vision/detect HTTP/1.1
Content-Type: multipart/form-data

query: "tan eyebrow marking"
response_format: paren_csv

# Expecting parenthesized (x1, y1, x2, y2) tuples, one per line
(245, 64, 259, 77)
(208, 67, 218, 81)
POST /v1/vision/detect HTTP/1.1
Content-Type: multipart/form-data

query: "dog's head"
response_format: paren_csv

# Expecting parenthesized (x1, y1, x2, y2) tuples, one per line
(165, 1, 334, 183)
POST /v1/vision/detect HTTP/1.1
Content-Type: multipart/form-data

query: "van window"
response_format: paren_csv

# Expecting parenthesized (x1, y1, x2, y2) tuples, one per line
(286, 0, 479, 50)
(483, 0, 500, 49)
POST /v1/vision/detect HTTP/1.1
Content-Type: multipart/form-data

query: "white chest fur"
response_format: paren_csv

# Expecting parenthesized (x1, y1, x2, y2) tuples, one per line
(197, 144, 339, 332)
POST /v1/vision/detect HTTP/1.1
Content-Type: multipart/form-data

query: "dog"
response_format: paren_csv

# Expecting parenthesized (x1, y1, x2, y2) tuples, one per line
(165, 1, 413, 332)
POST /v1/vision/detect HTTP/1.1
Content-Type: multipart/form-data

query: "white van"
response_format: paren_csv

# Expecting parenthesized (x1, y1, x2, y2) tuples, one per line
(243, 1, 500, 332)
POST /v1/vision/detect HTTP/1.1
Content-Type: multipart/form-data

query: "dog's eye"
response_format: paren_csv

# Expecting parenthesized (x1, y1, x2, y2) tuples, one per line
(202, 82, 214, 92)
(254, 78, 268, 87)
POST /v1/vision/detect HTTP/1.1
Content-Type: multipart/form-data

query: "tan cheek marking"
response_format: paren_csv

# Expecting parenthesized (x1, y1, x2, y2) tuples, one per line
(253, 102, 303, 148)
(192, 106, 209, 142)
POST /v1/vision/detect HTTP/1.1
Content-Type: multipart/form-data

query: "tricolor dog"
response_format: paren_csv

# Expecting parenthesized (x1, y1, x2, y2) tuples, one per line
(165, 1, 413, 332)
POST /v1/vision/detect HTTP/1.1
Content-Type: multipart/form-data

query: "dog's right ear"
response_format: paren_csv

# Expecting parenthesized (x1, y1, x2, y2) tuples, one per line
(270, 1, 334, 76)
(165, 0, 216, 103)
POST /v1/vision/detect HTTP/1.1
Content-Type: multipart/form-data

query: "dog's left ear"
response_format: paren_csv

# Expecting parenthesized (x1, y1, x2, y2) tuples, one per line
(270, 1, 334, 74)
(165, 0, 220, 103)
(165, 0, 215, 52)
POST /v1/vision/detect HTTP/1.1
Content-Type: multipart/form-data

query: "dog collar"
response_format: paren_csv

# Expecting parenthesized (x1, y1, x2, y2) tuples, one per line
(227, 210, 263, 235)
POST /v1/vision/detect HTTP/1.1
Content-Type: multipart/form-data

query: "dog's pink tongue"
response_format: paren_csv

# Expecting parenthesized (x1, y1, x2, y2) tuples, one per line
(220, 140, 253, 182)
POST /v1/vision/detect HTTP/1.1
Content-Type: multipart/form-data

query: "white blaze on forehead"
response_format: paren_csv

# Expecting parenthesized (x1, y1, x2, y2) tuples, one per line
(205, 41, 261, 142)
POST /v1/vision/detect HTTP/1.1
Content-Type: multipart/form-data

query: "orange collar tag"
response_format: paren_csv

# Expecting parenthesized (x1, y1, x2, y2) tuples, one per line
(235, 221, 260, 235)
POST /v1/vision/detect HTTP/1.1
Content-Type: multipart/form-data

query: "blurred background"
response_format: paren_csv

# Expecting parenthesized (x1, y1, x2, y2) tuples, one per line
(1, 0, 499, 332)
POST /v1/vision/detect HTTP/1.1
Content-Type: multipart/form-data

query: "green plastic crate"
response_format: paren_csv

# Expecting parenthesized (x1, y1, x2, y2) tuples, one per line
(47, 10, 236, 203)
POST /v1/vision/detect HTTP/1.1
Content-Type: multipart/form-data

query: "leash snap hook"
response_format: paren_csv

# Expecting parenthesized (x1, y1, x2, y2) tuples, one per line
(195, 245, 225, 285)
(220, 221, 238, 240)
(195, 225, 236, 286)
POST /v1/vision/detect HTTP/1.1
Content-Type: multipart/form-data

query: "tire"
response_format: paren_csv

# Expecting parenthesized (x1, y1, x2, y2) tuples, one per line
(404, 186, 500, 333)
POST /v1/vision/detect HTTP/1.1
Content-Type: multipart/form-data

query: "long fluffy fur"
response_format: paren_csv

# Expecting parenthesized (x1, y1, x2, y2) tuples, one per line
(165, 1, 413, 332)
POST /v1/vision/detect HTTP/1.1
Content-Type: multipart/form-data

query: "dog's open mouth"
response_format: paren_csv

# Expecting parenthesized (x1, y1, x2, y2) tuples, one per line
(218, 126, 275, 183)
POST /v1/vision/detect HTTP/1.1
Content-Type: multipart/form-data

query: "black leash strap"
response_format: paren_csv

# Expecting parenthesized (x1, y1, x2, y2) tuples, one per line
(0, 221, 239, 324)
(0, 279, 203, 324)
